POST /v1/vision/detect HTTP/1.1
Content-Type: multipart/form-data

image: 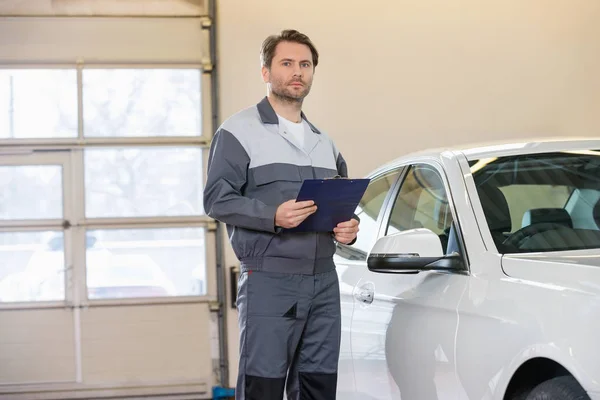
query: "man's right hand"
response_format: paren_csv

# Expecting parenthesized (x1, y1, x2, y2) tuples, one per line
(275, 200, 317, 229)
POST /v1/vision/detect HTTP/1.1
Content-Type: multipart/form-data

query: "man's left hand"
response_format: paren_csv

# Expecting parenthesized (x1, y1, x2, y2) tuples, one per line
(333, 218, 359, 244)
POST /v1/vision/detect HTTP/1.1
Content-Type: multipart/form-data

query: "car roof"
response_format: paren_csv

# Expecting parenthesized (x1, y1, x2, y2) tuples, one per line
(369, 137, 600, 176)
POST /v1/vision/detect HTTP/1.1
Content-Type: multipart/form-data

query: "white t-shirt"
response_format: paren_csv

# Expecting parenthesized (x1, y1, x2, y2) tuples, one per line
(278, 115, 307, 149)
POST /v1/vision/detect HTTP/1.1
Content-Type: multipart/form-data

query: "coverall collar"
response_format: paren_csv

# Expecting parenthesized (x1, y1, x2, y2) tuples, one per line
(257, 96, 322, 135)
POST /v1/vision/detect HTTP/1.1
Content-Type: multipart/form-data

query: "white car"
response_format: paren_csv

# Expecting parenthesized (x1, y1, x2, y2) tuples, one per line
(335, 139, 600, 400)
(0, 235, 177, 302)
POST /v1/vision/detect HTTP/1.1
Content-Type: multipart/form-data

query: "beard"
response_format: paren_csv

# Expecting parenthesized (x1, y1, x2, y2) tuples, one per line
(269, 77, 312, 104)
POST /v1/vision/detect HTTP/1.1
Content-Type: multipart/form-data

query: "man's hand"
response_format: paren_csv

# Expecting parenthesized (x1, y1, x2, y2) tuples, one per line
(275, 200, 317, 229)
(333, 218, 359, 244)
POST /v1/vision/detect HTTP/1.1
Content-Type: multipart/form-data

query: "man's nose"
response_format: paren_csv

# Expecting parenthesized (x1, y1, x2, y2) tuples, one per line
(292, 63, 302, 77)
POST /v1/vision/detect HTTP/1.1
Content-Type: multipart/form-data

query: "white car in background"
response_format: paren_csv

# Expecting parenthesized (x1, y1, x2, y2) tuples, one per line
(0, 235, 112, 302)
(335, 139, 600, 400)
(0, 235, 176, 302)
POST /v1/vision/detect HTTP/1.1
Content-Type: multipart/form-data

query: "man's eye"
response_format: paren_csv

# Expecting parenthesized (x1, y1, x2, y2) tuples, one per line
(301, 63, 310, 68)
(283, 62, 291, 66)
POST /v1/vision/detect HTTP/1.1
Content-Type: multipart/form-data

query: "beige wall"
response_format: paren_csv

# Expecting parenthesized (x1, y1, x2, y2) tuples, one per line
(217, 0, 600, 387)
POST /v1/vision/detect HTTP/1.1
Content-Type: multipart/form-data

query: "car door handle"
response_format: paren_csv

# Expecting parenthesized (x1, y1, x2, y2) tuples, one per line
(354, 284, 374, 304)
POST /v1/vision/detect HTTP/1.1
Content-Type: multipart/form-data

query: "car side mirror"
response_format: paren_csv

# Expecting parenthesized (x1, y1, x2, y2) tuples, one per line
(367, 228, 464, 274)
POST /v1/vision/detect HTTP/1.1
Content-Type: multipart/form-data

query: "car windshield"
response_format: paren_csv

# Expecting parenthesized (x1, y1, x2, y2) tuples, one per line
(470, 150, 600, 253)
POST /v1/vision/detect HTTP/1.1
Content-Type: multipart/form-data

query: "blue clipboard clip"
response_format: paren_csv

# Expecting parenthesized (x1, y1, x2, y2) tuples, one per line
(288, 177, 371, 232)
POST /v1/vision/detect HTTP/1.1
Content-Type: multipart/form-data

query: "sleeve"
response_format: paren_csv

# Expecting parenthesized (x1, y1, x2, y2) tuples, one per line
(335, 149, 359, 246)
(203, 128, 279, 233)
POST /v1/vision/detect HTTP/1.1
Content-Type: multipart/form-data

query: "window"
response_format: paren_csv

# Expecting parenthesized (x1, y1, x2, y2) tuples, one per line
(79, 68, 207, 300)
(0, 231, 66, 302)
(85, 227, 206, 299)
(0, 165, 63, 220)
(83, 69, 202, 137)
(386, 164, 457, 254)
(84, 147, 204, 218)
(0, 70, 78, 139)
(471, 151, 600, 253)
(0, 67, 208, 302)
(335, 169, 401, 260)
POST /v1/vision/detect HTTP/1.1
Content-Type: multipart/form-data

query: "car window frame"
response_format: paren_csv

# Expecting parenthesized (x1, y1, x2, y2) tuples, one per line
(377, 159, 471, 272)
(334, 166, 406, 261)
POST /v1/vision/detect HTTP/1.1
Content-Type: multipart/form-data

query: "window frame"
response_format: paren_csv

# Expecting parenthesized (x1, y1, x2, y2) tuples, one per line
(378, 160, 471, 272)
(334, 166, 405, 262)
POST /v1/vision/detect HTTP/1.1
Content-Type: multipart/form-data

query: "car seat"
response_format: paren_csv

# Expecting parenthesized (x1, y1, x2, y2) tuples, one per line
(476, 185, 512, 252)
(521, 208, 573, 229)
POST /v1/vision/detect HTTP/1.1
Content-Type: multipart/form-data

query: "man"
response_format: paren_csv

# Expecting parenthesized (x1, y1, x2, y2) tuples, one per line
(203, 29, 359, 400)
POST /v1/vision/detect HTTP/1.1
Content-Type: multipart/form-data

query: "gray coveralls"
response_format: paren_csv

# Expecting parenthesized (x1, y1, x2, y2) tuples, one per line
(203, 97, 355, 400)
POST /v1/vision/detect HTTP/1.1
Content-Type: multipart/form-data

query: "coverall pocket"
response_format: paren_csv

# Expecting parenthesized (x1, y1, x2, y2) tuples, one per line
(253, 165, 302, 186)
(246, 271, 301, 318)
(251, 165, 303, 205)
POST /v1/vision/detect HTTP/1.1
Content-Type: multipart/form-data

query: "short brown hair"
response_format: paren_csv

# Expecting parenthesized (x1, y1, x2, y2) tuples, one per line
(260, 29, 319, 69)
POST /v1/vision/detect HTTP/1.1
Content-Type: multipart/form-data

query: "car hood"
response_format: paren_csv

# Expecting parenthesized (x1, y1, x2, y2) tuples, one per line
(502, 249, 600, 295)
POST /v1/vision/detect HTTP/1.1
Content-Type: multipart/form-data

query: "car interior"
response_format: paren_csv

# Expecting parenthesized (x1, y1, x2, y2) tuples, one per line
(386, 165, 461, 257)
(472, 151, 600, 253)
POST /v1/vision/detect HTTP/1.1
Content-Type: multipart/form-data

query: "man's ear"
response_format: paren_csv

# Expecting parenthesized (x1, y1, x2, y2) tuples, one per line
(261, 65, 270, 83)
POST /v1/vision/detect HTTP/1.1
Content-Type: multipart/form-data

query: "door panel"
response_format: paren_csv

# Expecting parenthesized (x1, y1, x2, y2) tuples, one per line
(0, 309, 76, 384)
(351, 271, 468, 400)
(351, 273, 408, 400)
(336, 169, 403, 398)
(81, 303, 212, 383)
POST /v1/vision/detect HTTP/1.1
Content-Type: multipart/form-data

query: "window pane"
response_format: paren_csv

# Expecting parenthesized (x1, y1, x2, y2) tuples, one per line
(335, 170, 401, 261)
(0, 231, 65, 302)
(84, 147, 203, 218)
(0, 165, 63, 220)
(86, 228, 206, 299)
(387, 165, 454, 252)
(471, 151, 600, 253)
(387, 165, 451, 234)
(0, 70, 78, 139)
(83, 69, 202, 137)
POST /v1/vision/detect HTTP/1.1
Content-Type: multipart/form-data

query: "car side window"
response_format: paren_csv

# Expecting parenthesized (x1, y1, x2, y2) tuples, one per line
(335, 169, 401, 261)
(385, 164, 459, 255)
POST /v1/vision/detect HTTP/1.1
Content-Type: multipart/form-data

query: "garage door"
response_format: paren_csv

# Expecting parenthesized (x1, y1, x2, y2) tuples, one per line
(0, 10, 218, 400)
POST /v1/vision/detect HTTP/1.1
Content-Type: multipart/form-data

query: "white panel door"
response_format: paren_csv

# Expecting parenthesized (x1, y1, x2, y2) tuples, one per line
(0, 64, 216, 399)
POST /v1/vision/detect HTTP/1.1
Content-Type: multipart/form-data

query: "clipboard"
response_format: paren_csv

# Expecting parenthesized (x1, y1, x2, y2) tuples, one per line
(288, 177, 370, 232)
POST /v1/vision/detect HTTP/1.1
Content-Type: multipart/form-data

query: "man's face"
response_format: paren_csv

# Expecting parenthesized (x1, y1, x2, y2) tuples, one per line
(262, 41, 314, 102)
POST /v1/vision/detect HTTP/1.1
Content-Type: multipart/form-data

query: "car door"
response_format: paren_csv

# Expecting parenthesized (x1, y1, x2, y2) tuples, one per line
(335, 168, 403, 399)
(351, 162, 470, 399)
